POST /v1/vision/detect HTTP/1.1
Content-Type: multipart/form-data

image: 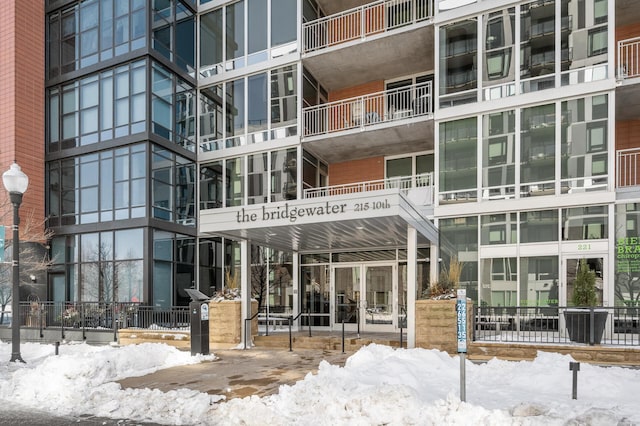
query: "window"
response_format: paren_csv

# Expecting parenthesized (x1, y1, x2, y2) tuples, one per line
(588, 27, 607, 56)
(587, 122, 606, 152)
(594, 0, 607, 24)
(488, 137, 507, 165)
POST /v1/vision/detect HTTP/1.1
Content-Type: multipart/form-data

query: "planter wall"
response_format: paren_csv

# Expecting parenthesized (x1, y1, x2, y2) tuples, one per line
(415, 299, 474, 354)
(209, 300, 258, 349)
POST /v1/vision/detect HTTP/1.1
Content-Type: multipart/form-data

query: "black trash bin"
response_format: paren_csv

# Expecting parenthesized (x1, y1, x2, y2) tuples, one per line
(185, 289, 210, 356)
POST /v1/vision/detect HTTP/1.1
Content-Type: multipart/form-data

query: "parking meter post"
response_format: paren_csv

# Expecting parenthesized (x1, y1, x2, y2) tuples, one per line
(185, 289, 211, 356)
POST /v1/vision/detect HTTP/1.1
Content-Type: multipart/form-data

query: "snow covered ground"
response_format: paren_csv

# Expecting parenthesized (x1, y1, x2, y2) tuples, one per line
(0, 340, 637, 425)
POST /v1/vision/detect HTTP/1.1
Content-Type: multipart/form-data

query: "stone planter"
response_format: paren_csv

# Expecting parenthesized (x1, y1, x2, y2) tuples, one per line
(415, 299, 473, 355)
(209, 300, 258, 349)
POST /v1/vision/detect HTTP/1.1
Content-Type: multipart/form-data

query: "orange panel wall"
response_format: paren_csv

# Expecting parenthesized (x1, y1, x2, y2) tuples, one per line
(616, 23, 640, 43)
(616, 120, 640, 151)
(0, 2, 45, 239)
(329, 157, 385, 186)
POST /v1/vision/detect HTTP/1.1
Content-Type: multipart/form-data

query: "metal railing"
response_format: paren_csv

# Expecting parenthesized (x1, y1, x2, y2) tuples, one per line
(617, 148, 640, 188)
(303, 0, 433, 53)
(7, 301, 189, 332)
(618, 36, 640, 80)
(304, 172, 433, 203)
(474, 306, 640, 346)
(303, 81, 432, 137)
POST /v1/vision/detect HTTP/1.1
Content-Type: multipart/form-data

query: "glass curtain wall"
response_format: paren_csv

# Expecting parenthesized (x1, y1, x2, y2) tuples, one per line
(200, 66, 297, 151)
(561, 94, 608, 192)
(439, 1, 609, 107)
(439, 117, 477, 203)
(200, 147, 298, 208)
(199, 0, 297, 77)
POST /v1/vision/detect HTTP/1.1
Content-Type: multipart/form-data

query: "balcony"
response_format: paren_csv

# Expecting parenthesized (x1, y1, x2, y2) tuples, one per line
(617, 148, 640, 189)
(618, 37, 640, 81)
(302, 82, 434, 162)
(303, 0, 434, 91)
(304, 172, 434, 206)
(616, 37, 640, 120)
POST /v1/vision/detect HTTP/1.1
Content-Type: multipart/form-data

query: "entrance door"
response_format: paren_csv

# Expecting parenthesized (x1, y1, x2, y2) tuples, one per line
(332, 264, 397, 332)
(362, 264, 396, 332)
(333, 266, 359, 329)
(561, 255, 606, 307)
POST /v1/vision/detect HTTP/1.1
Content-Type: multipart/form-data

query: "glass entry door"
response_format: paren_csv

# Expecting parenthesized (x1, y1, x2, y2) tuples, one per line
(333, 266, 360, 329)
(332, 264, 397, 332)
(362, 265, 396, 332)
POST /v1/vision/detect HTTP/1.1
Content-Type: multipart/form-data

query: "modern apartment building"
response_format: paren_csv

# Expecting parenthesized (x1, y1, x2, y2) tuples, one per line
(1, 0, 638, 348)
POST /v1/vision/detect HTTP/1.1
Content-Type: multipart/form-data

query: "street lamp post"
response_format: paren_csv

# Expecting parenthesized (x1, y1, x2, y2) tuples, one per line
(3, 162, 29, 363)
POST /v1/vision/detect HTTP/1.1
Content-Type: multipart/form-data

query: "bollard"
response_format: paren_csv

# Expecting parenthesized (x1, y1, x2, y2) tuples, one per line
(55, 341, 60, 355)
(341, 320, 345, 354)
(569, 362, 580, 399)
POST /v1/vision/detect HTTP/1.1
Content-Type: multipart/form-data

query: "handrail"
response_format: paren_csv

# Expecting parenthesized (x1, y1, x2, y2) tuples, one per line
(617, 148, 640, 188)
(303, 81, 432, 138)
(243, 310, 260, 350)
(303, 0, 433, 53)
(304, 172, 433, 201)
(618, 36, 640, 80)
(288, 310, 308, 352)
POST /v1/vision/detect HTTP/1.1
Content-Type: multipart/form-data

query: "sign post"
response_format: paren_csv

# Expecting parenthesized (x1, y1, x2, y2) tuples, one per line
(456, 289, 467, 402)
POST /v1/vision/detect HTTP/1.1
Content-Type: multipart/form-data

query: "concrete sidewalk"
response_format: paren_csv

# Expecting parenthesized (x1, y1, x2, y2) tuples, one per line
(117, 348, 351, 400)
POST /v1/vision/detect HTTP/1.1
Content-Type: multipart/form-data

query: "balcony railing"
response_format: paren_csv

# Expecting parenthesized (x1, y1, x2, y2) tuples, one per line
(303, 172, 433, 205)
(303, 81, 432, 137)
(618, 36, 640, 80)
(303, 0, 433, 53)
(617, 148, 640, 188)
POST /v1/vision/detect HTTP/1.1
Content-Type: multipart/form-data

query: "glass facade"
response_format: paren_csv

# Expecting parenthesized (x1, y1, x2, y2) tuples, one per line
(439, 0, 609, 107)
(199, 0, 297, 77)
(46, 0, 197, 307)
(199, 65, 297, 151)
(41, 0, 623, 324)
(200, 147, 297, 208)
(47, 0, 146, 78)
(439, 95, 609, 203)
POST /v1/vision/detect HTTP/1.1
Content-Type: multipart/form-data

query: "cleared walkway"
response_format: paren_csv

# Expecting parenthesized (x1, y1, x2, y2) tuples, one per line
(117, 348, 350, 400)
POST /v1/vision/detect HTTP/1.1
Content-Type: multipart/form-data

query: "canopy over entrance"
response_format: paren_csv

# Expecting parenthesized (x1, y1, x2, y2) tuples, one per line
(199, 190, 438, 252)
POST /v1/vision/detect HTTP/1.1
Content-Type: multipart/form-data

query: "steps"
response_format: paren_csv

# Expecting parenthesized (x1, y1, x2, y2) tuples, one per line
(253, 332, 406, 352)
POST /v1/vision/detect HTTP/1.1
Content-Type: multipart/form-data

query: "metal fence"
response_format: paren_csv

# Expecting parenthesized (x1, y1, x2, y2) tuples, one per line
(2, 302, 189, 332)
(474, 306, 640, 346)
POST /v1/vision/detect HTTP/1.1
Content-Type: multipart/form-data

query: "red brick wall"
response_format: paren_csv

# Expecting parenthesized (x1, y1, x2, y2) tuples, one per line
(329, 157, 385, 186)
(0, 2, 45, 239)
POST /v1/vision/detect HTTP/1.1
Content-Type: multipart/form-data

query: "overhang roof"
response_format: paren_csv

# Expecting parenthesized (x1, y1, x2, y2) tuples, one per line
(200, 190, 437, 253)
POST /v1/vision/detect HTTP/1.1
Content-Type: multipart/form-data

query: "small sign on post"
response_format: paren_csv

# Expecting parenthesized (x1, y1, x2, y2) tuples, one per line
(457, 289, 467, 402)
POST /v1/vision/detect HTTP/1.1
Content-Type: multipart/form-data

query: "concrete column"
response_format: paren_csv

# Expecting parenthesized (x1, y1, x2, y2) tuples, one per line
(407, 225, 417, 348)
(240, 240, 251, 348)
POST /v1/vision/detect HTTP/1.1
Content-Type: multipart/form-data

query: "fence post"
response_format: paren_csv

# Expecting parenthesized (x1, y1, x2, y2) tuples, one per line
(342, 320, 345, 354)
(289, 316, 293, 352)
(589, 308, 595, 346)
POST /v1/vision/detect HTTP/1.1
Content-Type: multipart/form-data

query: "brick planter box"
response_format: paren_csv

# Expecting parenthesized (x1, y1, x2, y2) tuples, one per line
(209, 300, 258, 349)
(415, 299, 474, 355)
